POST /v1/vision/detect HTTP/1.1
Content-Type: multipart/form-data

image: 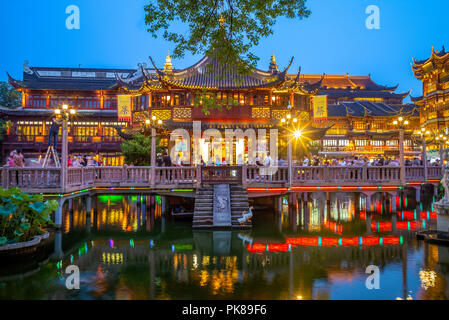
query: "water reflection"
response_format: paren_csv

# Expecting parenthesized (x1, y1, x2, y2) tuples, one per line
(0, 191, 448, 300)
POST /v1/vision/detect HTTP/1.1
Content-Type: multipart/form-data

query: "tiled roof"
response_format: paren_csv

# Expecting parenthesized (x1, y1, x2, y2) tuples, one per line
(0, 106, 117, 118)
(412, 46, 448, 66)
(286, 74, 398, 91)
(327, 102, 419, 118)
(320, 89, 409, 99)
(151, 55, 291, 90)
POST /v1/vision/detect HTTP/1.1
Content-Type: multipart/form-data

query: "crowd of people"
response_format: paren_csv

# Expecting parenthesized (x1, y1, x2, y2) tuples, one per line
(4, 151, 442, 168)
(295, 155, 442, 167)
(6, 149, 24, 168)
(67, 155, 103, 168)
(149, 152, 443, 168)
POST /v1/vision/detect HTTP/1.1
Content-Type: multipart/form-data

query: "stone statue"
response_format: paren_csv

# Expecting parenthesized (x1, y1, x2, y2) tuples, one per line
(23, 60, 33, 74)
(441, 166, 449, 203)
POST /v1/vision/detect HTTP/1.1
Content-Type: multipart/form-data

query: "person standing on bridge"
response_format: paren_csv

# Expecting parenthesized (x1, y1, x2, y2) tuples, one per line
(47, 116, 63, 150)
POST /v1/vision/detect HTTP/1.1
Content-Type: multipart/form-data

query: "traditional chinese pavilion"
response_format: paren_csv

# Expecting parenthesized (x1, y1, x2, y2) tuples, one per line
(412, 47, 449, 130)
(2, 53, 418, 163)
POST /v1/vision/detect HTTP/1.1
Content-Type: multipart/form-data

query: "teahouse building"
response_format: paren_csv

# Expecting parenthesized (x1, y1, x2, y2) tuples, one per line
(2, 54, 419, 163)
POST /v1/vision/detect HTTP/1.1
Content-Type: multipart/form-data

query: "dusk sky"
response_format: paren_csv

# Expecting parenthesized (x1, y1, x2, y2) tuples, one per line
(1, 0, 448, 101)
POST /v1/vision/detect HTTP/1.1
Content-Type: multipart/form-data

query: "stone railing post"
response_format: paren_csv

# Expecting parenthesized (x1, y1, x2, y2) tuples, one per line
(1, 167, 7, 188)
(80, 167, 84, 186)
(324, 165, 329, 182)
(122, 165, 127, 184)
(196, 165, 201, 188)
(242, 165, 247, 187)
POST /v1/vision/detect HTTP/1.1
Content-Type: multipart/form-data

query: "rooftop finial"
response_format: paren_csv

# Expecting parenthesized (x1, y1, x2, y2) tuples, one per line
(219, 13, 225, 28)
(269, 54, 279, 74)
(164, 51, 173, 73)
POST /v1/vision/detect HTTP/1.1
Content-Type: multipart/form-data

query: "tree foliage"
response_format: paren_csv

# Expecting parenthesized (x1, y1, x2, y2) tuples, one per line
(0, 82, 21, 109)
(121, 133, 165, 166)
(144, 0, 310, 74)
(193, 87, 238, 115)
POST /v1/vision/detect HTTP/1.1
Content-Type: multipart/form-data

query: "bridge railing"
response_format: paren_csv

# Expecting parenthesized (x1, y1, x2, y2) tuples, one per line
(0, 165, 443, 191)
(2, 167, 62, 189)
(155, 167, 197, 185)
(427, 166, 443, 179)
(201, 166, 242, 184)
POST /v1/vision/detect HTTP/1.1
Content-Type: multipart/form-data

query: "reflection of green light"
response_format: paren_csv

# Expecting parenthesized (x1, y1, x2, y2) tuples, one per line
(422, 220, 426, 229)
(155, 195, 162, 205)
(130, 239, 135, 247)
(407, 221, 410, 230)
(173, 244, 193, 251)
(400, 236, 403, 244)
(70, 255, 73, 263)
(98, 195, 124, 203)
(318, 237, 322, 247)
(131, 196, 137, 202)
(380, 237, 383, 246)
(173, 189, 194, 192)
(338, 238, 342, 246)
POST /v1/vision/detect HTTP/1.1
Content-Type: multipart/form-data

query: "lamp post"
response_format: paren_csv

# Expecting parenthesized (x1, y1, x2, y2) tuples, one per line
(145, 116, 164, 186)
(54, 104, 76, 191)
(280, 110, 298, 187)
(417, 128, 433, 182)
(393, 116, 408, 186)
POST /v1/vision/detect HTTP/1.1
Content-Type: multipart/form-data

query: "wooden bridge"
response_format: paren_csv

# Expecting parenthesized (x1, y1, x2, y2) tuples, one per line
(0, 165, 442, 195)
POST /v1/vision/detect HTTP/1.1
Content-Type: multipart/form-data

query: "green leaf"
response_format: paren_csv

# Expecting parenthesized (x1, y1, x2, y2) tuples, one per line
(0, 203, 18, 217)
(14, 230, 23, 237)
(28, 202, 46, 213)
(11, 194, 23, 201)
(20, 223, 30, 231)
(0, 237, 7, 246)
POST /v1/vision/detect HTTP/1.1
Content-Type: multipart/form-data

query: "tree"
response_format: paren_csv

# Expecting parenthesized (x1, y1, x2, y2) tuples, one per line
(144, 0, 310, 74)
(193, 87, 238, 115)
(0, 82, 21, 109)
(120, 133, 165, 166)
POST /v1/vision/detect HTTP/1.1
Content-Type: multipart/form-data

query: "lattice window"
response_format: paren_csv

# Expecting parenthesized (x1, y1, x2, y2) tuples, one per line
(252, 107, 270, 119)
(151, 110, 172, 120)
(173, 107, 192, 119)
(133, 111, 150, 123)
(271, 110, 289, 120)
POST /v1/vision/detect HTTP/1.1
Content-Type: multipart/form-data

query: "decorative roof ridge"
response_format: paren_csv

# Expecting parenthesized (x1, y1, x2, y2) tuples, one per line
(7, 72, 26, 90)
(412, 45, 449, 68)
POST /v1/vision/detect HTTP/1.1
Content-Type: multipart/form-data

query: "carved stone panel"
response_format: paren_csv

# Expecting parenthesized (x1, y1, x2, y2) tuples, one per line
(213, 184, 232, 227)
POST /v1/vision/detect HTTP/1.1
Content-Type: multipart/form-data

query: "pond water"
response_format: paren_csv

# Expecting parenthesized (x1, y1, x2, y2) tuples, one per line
(0, 192, 448, 300)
